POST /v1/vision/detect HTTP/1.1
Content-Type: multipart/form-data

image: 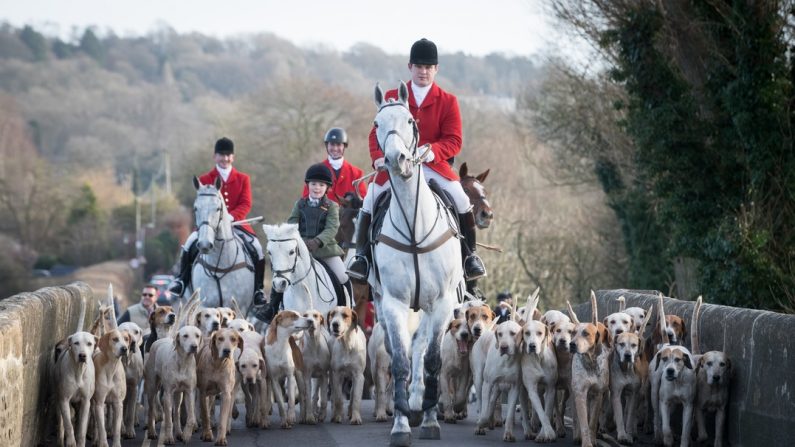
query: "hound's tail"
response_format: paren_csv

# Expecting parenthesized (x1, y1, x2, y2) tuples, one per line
(690, 296, 703, 355)
(658, 292, 669, 346)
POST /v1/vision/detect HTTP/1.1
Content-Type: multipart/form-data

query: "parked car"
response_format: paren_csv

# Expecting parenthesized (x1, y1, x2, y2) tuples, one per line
(149, 274, 175, 305)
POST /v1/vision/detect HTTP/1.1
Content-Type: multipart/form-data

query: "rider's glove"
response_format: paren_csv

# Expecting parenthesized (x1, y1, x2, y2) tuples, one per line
(422, 146, 435, 163)
(304, 238, 321, 252)
(374, 157, 385, 170)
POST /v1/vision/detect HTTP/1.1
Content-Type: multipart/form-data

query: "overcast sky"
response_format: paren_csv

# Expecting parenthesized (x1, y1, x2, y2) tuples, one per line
(2, 0, 570, 58)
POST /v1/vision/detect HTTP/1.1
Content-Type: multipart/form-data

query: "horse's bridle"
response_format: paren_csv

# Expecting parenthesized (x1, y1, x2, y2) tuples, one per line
(376, 101, 419, 160)
(268, 238, 310, 286)
(196, 192, 233, 242)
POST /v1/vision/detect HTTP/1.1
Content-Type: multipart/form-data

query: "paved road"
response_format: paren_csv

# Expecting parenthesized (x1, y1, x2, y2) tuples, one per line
(119, 398, 659, 447)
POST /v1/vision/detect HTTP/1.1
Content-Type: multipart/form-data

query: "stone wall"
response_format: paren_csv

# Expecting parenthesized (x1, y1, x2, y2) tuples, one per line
(569, 289, 795, 447)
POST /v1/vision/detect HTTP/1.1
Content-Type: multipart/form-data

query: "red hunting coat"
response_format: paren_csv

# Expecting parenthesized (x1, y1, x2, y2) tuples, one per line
(199, 167, 254, 234)
(301, 159, 368, 203)
(369, 81, 463, 186)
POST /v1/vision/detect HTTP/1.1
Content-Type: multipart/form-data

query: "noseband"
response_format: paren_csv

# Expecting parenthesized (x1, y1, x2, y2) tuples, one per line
(196, 192, 232, 242)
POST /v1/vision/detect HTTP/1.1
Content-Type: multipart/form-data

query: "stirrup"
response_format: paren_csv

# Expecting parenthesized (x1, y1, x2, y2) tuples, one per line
(168, 279, 185, 296)
(253, 289, 266, 306)
(464, 254, 486, 281)
(347, 256, 370, 281)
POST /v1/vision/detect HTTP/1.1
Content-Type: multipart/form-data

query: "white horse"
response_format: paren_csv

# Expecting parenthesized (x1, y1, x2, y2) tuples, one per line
(188, 176, 254, 315)
(369, 82, 464, 446)
(262, 223, 343, 317)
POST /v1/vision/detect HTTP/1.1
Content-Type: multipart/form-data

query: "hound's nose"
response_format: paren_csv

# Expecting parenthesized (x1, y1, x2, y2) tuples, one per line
(332, 322, 340, 331)
(212, 322, 220, 330)
(712, 375, 721, 382)
(473, 327, 482, 337)
(499, 345, 509, 355)
(569, 342, 577, 353)
(167, 314, 176, 324)
(528, 343, 537, 352)
(616, 329, 624, 335)
(460, 332, 469, 340)
(78, 353, 87, 362)
(222, 349, 232, 358)
(623, 353, 632, 362)
(120, 346, 128, 355)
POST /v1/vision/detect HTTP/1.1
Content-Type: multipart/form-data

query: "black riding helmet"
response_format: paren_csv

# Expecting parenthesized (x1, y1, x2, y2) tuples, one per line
(324, 127, 348, 147)
(305, 163, 333, 186)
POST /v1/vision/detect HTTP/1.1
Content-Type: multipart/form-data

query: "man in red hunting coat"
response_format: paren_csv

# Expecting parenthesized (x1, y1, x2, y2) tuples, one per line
(168, 137, 266, 303)
(347, 38, 486, 294)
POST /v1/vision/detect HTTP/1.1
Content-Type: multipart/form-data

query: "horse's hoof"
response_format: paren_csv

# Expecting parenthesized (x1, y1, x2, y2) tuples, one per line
(420, 426, 441, 440)
(390, 432, 412, 447)
(408, 411, 423, 427)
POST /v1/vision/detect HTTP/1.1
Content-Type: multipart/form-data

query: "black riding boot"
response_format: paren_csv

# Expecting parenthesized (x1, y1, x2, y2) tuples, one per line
(346, 210, 372, 282)
(168, 241, 198, 297)
(255, 288, 283, 324)
(253, 258, 266, 305)
(459, 211, 486, 281)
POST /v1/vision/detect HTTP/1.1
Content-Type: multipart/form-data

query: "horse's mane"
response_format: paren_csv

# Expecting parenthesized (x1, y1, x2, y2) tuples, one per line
(267, 223, 300, 240)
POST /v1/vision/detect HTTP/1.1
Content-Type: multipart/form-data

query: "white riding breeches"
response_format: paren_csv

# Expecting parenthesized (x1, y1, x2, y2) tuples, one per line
(361, 166, 473, 215)
(183, 229, 263, 258)
(320, 256, 349, 284)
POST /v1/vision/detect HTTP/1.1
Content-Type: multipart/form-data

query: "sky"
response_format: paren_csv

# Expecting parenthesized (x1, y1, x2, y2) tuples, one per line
(1, 0, 567, 58)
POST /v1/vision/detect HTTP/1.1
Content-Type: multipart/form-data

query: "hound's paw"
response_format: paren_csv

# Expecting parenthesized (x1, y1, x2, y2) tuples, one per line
(444, 414, 457, 424)
(280, 421, 293, 429)
(331, 414, 343, 424)
(618, 431, 633, 444)
(475, 427, 487, 435)
(147, 427, 158, 439)
(201, 430, 214, 442)
(375, 412, 389, 422)
(536, 426, 557, 443)
(123, 430, 135, 439)
(162, 436, 175, 445)
(214, 438, 228, 446)
(350, 416, 363, 425)
(503, 431, 516, 442)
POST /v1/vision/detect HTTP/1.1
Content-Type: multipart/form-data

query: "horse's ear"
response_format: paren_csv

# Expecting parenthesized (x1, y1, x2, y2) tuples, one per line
(193, 176, 201, 190)
(459, 162, 468, 178)
(214, 175, 222, 190)
(476, 169, 490, 183)
(374, 83, 384, 108)
(398, 81, 409, 105)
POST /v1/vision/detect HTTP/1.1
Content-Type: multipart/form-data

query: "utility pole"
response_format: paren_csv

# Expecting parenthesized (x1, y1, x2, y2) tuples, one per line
(165, 152, 172, 196)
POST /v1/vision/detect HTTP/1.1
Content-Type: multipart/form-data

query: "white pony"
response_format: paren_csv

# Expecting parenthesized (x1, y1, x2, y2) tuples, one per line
(369, 82, 464, 447)
(262, 223, 342, 317)
(188, 176, 254, 315)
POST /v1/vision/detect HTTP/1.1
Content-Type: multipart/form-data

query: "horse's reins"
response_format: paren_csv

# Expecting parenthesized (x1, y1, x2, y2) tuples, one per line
(375, 100, 455, 311)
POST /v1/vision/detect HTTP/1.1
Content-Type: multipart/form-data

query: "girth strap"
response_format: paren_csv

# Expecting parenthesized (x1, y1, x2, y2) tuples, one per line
(376, 228, 456, 254)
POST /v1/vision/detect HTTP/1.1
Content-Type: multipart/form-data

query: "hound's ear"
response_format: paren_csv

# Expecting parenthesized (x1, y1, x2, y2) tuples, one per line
(193, 176, 201, 190)
(214, 175, 222, 190)
(697, 356, 705, 372)
(149, 311, 157, 326)
(195, 311, 202, 327)
(594, 329, 601, 346)
(459, 162, 469, 178)
(476, 169, 490, 183)
(726, 358, 732, 373)
(350, 309, 359, 328)
(684, 354, 693, 370)
(259, 357, 266, 373)
(173, 331, 181, 349)
(247, 322, 255, 332)
(326, 310, 334, 331)
(236, 333, 245, 352)
(655, 353, 662, 371)
(447, 320, 456, 332)
(210, 332, 220, 359)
